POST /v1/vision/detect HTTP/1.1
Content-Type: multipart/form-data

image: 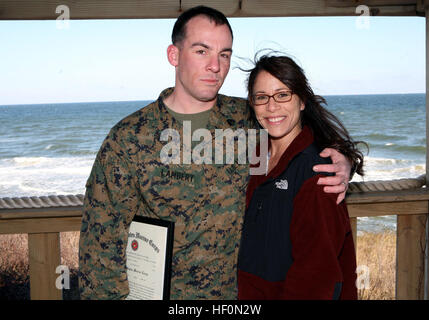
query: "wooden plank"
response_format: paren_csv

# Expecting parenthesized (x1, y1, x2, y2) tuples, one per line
(0, 216, 82, 234)
(426, 0, 429, 174)
(347, 200, 429, 218)
(326, 0, 418, 7)
(346, 189, 429, 205)
(28, 232, 62, 300)
(350, 217, 357, 253)
(0, 200, 425, 232)
(183, 0, 239, 15)
(0, 0, 180, 20)
(0, 189, 427, 221)
(0, 206, 83, 220)
(238, 0, 417, 17)
(0, 0, 419, 20)
(1, 195, 427, 233)
(396, 214, 427, 299)
(425, 1, 429, 300)
(416, 0, 427, 14)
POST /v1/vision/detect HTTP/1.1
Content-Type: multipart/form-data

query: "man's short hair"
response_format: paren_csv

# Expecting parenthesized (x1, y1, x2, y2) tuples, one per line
(172, 5, 233, 46)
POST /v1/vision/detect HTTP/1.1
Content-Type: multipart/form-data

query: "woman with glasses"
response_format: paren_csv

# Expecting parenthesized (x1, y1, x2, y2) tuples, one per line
(237, 54, 365, 300)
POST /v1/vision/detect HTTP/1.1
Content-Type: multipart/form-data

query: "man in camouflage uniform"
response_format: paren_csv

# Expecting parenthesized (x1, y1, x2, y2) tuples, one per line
(79, 6, 351, 300)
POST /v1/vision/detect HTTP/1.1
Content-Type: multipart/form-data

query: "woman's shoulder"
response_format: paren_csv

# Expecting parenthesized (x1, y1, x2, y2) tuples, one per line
(287, 143, 334, 180)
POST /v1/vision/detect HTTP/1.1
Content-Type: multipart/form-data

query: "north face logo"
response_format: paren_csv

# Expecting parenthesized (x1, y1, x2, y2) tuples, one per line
(275, 179, 288, 190)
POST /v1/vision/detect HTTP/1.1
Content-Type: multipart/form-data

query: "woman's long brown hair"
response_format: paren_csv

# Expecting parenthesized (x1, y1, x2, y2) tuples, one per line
(246, 53, 367, 176)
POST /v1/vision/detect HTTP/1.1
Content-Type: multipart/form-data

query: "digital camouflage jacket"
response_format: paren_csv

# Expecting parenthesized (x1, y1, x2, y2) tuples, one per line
(79, 88, 256, 299)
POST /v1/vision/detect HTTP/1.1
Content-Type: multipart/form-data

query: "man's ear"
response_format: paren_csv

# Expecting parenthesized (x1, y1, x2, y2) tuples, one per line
(167, 44, 179, 67)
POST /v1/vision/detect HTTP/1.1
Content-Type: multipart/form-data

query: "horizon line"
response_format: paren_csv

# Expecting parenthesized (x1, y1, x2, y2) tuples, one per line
(0, 92, 425, 107)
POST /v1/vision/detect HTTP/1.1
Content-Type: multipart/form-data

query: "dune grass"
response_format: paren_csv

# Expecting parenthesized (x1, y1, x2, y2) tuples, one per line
(0, 230, 396, 300)
(355, 230, 396, 300)
(0, 232, 80, 300)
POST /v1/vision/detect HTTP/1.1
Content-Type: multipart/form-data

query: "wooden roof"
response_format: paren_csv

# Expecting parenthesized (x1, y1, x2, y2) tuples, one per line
(0, 0, 426, 20)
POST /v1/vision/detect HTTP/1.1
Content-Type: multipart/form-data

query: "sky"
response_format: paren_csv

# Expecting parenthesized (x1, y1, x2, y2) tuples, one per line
(0, 15, 425, 105)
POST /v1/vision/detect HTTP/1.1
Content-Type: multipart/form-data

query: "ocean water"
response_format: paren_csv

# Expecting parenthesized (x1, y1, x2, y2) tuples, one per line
(0, 94, 426, 232)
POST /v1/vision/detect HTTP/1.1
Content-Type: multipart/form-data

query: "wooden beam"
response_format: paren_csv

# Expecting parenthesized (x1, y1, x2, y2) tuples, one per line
(237, 0, 417, 17)
(416, 0, 426, 15)
(0, 0, 420, 20)
(0, 0, 181, 20)
(424, 0, 429, 300)
(346, 189, 429, 218)
(0, 206, 82, 220)
(0, 199, 426, 226)
(425, 0, 429, 189)
(0, 216, 82, 234)
(396, 214, 427, 299)
(182, 0, 239, 15)
(346, 189, 429, 204)
(326, 0, 418, 7)
(1, 190, 428, 234)
(350, 217, 358, 253)
(28, 232, 62, 300)
(347, 200, 429, 218)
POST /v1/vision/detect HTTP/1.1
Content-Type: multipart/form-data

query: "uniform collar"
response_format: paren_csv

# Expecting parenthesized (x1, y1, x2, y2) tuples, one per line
(155, 88, 238, 131)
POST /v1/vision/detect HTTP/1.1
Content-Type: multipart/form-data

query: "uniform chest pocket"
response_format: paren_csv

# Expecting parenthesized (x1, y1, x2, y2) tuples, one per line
(151, 167, 202, 200)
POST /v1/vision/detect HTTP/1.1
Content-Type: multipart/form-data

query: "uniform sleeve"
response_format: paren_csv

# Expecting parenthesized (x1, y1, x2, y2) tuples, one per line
(282, 174, 354, 300)
(78, 131, 140, 300)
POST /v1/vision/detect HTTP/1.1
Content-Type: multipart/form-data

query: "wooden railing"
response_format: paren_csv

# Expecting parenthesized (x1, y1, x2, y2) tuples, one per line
(0, 203, 82, 300)
(347, 188, 429, 299)
(0, 189, 428, 300)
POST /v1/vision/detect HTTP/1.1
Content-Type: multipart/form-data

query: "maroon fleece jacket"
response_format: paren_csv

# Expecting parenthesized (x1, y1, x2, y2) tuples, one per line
(238, 126, 357, 300)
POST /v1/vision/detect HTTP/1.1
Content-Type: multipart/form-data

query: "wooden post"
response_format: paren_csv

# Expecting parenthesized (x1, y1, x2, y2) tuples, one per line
(396, 214, 427, 299)
(426, 0, 429, 177)
(350, 217, 358, 253)
(425, 1, 429, 301)
(28, 232, 62, 300)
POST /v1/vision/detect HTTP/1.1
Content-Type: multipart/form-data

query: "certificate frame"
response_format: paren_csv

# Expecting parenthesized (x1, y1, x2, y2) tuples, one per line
(126, 215, 174, 300)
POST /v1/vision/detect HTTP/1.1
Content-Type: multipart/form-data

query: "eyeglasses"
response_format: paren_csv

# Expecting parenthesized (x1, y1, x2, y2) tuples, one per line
(251, 91, 293, 106)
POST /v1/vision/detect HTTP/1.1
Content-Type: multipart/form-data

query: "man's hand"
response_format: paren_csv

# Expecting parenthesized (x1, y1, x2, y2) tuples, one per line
(313, 147, 352, 204)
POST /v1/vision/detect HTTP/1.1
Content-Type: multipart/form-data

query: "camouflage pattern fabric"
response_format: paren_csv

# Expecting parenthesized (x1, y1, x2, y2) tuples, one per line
(79, 88, 256, 299)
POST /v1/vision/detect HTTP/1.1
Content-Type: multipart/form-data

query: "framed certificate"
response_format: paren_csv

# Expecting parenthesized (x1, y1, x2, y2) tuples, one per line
(125, 216, 174, 300)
